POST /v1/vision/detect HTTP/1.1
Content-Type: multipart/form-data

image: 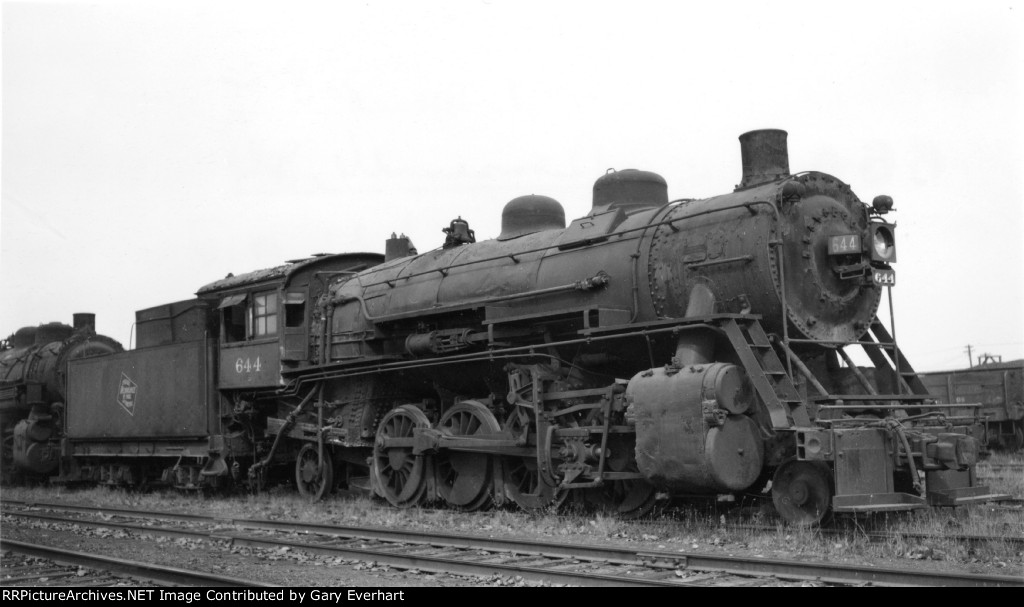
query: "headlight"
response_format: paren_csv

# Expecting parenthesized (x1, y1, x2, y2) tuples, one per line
(870, 223, 896, 263)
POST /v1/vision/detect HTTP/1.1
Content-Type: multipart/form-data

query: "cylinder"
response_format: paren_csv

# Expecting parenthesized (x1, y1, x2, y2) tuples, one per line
(738, 129, 790, 189)
(12, 417, 59, 475)
(627, 362, 762, 493)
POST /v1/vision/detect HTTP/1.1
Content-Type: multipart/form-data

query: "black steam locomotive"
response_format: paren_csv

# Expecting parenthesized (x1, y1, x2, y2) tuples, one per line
(0, 315, 122, 482)
(2, 130, 1001, 524)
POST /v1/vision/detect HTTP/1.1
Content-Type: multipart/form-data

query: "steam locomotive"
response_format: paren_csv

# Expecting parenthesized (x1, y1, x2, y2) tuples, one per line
(0, 315, 122, 482)
(2, 130, 1002, 524)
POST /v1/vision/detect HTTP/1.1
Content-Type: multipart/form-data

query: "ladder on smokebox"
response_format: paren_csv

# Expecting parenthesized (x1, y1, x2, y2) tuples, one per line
(722, 318, 810, 430)
(722, 317, 937, 431)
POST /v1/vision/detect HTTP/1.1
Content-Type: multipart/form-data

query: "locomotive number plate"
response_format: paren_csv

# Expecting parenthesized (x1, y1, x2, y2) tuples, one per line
(873, 269, 896, 286)
(828, 234, 861, 255)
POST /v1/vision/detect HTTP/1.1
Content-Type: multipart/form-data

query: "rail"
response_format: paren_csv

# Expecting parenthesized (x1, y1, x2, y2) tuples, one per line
(0, 538, 274, 587)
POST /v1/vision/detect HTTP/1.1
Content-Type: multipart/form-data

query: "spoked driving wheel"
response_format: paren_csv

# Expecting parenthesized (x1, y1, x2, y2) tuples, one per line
(771, 459, 833, 526)
(295, 443, 334, 500)
(502, 410, 568, 511)
(435, 401, 501, 511)
(373, 405, 431, 508)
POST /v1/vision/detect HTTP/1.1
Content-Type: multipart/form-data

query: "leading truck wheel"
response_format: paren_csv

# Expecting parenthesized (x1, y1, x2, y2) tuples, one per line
(296, 443, 334, 500)
(772, 460, 833, 526)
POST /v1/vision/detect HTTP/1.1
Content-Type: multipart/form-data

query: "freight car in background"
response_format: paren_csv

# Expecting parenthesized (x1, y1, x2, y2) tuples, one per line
(6, 129, 1007, 525)
(918, 360, 1024, 452)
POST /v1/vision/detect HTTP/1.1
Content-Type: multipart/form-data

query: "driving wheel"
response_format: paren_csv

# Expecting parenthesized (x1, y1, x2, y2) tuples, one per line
(502, 410, 567, 511)
(435, 401, 501, 511)
(372, 405, 431, 508)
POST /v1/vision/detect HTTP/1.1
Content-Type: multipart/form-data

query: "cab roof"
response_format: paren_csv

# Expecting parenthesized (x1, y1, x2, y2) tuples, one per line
(196, 252, 384, 296)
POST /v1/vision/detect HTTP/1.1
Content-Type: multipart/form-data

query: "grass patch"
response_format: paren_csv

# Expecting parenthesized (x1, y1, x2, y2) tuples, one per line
(977, 452, 1024, 497)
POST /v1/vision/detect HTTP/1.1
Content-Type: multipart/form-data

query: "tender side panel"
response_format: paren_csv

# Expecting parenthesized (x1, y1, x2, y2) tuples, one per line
(67, 340, 211, 438)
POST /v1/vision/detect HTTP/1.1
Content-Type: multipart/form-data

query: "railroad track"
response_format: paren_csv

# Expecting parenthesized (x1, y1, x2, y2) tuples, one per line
(2, 500, 1020, 587)
(977, 463, 1024, 479)
(720, 524, 1024, 551)
(2, 546, 144, 587)
(978, 464, 1024, 472)
(0, 538, 275, 587)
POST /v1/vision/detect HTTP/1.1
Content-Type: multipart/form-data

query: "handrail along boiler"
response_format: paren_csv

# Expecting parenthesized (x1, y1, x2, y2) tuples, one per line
(46, 129, 998, 523)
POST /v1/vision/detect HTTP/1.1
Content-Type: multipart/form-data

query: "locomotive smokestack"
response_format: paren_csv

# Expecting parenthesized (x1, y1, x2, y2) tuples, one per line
(737, 129, 790, 190)
(73, 313, 95, 331)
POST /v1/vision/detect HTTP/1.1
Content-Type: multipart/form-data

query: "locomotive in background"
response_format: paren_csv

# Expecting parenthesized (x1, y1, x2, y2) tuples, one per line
(3, 130, 1004, 524)
(0, 315, 122, 482)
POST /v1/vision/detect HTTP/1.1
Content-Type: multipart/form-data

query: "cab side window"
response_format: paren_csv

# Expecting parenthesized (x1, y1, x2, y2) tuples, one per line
(253, 292, 278, 337)
(220, 295, 247, 343)
(284, 292, 306, 328)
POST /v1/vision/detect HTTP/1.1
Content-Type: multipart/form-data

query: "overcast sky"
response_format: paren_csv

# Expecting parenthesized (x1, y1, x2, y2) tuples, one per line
(2, 0, 1021, 371)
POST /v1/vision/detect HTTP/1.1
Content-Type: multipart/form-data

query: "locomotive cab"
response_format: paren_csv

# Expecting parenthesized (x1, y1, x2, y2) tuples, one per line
(197, 252, 385, 383)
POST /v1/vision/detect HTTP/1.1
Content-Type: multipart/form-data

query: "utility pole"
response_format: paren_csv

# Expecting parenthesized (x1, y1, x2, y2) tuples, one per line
(966, 344, 973, 368)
